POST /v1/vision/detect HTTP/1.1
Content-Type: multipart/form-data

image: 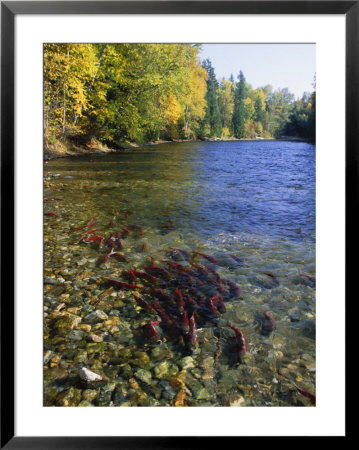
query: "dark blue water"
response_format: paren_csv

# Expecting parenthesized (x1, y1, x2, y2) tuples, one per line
(49, 140, 315, 242)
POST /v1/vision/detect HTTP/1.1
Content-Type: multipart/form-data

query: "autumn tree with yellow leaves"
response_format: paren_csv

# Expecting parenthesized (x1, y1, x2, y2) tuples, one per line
(43, 44, 315, 148)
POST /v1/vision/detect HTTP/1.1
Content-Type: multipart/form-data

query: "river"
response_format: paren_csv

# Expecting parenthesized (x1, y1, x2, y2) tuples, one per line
(44, 140, 316, 406)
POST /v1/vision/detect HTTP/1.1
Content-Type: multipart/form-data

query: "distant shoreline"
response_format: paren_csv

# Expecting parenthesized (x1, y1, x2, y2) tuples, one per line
(44, 136, 313, 161)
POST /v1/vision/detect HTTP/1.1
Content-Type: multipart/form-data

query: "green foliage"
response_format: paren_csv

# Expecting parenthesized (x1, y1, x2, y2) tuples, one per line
(282, 91, 316, 142)
(232, 71, 253, 138)
(44, 44, 207, 147)
(199, 59, 222, 137)
(218, 78, 235, 134)
(43, 45, 315, 148)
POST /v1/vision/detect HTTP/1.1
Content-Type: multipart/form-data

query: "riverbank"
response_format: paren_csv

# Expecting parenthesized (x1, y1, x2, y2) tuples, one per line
(44, 136, 312, 160)
(44, 138, 195, 160)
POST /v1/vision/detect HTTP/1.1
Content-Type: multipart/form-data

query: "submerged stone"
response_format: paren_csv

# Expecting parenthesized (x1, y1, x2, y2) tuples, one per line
(135, 368, 152, 385)
(113, 329, 133, 344)
(56, 387, 82, 406)
(97, 382, 116, 405)
(178, 356, 196, 370)
(54, 314, 82, 330)
(154, 361, 179, 380)
(131, 351, 151, 368)
(84, 310, 108, 323)
(151, 345, 173, 362)
(78, 400, 95, 406)
(82, 389, 98, 402)
(79, 367, 102, 384)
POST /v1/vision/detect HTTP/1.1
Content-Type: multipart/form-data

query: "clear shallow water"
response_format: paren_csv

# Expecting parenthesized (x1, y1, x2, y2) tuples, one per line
(44, 140, 315, 407)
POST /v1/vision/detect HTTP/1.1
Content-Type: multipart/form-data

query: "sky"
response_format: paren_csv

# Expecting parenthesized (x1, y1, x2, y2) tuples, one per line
(199, 44, 315, 99)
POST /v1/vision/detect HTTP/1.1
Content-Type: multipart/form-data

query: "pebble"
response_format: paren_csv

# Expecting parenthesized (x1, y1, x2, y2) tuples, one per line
(76, 324, 92, 332)
(229, 395, 246, 407)
(79, 367, 102, 384)
(84, 310, 108, 323)
(113, 329, 133, 344)
(50, 355, 60, 368)
(135, 369, 152, 385)
(69, 330, 85, 341)
(44, 350, 53, 365)
(77, 258, 88, 266)
(131, 352, 150, 368)
(49, 367, 68, 381)
(154, 361, 170, 379)
(178, 356, 195, 370)
(78, 400, 94, 407)
(195, 387, 212, 401)
(151, 346, 173, 362)
(56, 387, 82, 406)
(54, 314, 82, 330)
(199, 356, 214, 370)
(89, 333, 103, 343)
(44, 277, 59, 285)
(74, 351, 88, 363)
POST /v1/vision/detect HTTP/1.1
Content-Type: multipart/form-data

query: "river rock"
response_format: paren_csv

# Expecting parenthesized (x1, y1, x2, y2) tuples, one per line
(43, 350, 53, 365)
(97, 382, 116, 405)
(153, 361, 179, 380)
(76, 324, 92, 332)
(131, 351, 151, 368)
(159, 380, 177, 400)
(68, 330, 85, 341)
(228, 395, 246, 407)
(79, 367, 102, 384)
(49, 367, 68, 381)
(120, 364, 133, 379)
(84, 310, 108, 323)
(50, 355, 61, 368)
(54, 314, 82, 330)
(178, 356, 195, 370)
(74, 350, 88, 364)
(44, 276, 65, 285)
(301, 320, 315, 339)
(88, 333, 104, 343)
(78, 400, 94, 407)
(135, 369, 152, 385)
(193, 385, 212, 401)
(154, 361, 170, 379)
(199, 356, 214, 370)
(113, 329, 133, 344)
(56, 387, 82, 406)
(151, 345, 173, 362)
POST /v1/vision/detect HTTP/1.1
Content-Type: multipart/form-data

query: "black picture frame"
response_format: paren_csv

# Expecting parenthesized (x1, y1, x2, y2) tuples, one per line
(1, 1, 352, 447)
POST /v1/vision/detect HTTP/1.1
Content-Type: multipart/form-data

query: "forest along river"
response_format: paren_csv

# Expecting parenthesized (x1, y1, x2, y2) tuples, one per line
(44, 140, 316, 407)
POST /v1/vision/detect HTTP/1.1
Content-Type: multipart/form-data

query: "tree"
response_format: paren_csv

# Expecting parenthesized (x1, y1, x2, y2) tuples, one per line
(200, 59, 222, 137)
(232, 71, 251, 138)
(265, 88, 295, 137)
(43, 44, 98, 146)
(218, 78, 235, 135)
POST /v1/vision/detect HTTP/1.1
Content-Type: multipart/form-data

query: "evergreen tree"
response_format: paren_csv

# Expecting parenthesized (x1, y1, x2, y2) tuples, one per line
(232, 71, 249, 138)
(200, 59, 222, 137)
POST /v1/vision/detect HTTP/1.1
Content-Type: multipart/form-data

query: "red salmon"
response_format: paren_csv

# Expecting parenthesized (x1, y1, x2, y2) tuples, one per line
(228, 322, 247, 355)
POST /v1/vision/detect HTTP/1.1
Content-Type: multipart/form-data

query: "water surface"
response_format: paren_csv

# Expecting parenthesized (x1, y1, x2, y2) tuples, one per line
(44, 140, 315, 407)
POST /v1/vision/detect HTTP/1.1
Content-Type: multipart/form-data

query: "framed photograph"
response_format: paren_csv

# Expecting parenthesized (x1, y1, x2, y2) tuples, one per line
(1, 1, 352, 446)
